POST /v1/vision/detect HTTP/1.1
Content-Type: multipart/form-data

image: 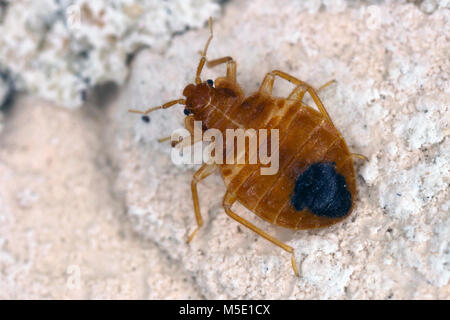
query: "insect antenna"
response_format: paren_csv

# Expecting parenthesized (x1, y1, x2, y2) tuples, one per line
(128, 98, 186, 116)
(195, 17, 213, 85)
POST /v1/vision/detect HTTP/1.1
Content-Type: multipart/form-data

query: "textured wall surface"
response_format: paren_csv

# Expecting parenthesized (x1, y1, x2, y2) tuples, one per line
(0, 0, 220, 109)
(0, 0, 449, 299)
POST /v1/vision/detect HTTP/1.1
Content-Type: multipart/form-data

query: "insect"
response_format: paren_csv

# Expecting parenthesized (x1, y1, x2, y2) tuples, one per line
(130, 18, 366, 276)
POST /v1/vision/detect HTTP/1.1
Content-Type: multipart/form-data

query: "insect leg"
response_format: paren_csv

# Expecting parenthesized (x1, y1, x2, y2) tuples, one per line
(225, 60, 237, 82)
(351, 153, 368, 161)
(318, 79, 336, 92)
(159, 116, 203, 149)
(184, 114, 195, 136)
(206, 56, 233, 67)
(271, 70, 334, 124)
(157, 136, 171, 143)
(258, 73, 275, 96)
(187, 164, 217, 243)
(287, 84, 307, 101)
(205, 57, 237, 82)
(129, 99, 186, 115)
(287, 80, 336, 103)
(158, 135, 186, 148)
(176, 115, 204, 149)
(223, 192, 300, 277)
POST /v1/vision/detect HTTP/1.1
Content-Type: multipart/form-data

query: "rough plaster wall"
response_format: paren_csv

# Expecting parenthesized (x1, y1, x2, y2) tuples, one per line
(0, 0, 448, 299)
(0, 0, 220, 109)
(0, 98, 203, 299)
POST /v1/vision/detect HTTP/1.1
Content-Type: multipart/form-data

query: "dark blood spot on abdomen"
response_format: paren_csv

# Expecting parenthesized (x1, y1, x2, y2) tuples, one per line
(291, 162, 351, 218)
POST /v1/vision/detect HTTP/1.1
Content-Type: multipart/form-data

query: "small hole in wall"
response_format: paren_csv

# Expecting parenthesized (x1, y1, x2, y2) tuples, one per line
(87, 81, 120, 109)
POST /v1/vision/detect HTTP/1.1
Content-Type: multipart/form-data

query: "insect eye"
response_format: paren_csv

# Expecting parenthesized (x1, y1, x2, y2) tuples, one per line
(141, 115, 150, 123)
(206, 79, 214, 87)
(184, 109, 192, 115)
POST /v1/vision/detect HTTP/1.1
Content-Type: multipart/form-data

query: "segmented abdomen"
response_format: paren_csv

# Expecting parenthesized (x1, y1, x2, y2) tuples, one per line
(197, 92, 356, 230)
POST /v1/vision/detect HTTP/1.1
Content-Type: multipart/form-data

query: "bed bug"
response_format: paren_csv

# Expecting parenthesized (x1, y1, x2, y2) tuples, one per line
(129, 18, 366, 276)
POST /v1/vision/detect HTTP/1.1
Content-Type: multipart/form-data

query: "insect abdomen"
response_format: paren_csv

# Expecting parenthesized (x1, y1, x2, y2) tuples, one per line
(220, 104, 356, 230)
(218, 96, 304, 188)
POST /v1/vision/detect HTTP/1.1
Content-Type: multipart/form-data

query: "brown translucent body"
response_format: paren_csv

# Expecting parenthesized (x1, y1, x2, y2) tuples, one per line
(129, 18, 364, 276)
(183, 78, 356, 230)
